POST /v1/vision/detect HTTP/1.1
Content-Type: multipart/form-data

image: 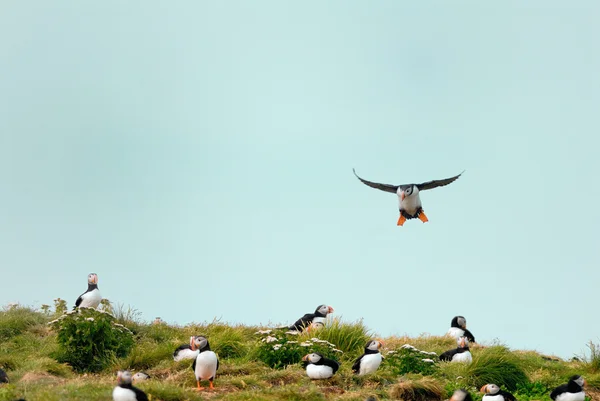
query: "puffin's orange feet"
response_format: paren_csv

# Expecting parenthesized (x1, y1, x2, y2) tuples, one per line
(196, 380, 205, 391)
(209, 380, 215, 390)
(418, 212, 429, 223)
(397, 215, 407, 226)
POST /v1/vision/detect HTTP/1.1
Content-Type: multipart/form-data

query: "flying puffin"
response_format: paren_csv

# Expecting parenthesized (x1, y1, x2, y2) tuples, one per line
(288, 304, 334, 332)
(439, 336, 472, 363)
(450, 389, 473, 401)
(132, 372, 150, 382)
(74, 273, 102, 309)
(447, 316, 476, 343)
(550, 375, 587, 401)
(352, 340, 384, 375)
(352, 168, 464, 226)
(0, 368, 8, 383)
(112, 370, 149, 401)
(480, 384, 516, 401)
(173, 342, 200, 362)
(190, 336, 219, 391)
(302, 352, 340, 379)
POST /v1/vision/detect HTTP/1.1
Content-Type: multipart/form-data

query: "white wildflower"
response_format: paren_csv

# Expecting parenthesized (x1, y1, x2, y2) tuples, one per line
(332, 348, 343, 353)
(300, 342, 312, 347)
(287, 341, 298, 344)
(86, 317, 95, 321)
(285, 331, 300, 335)
(273, 344, 282, 351)
(422, 358, 435, 363)
(264, 336, 278, 343)
(401, 344, 417, 350)
(387, 350, 397, 354)
(255, 329, 272, 335)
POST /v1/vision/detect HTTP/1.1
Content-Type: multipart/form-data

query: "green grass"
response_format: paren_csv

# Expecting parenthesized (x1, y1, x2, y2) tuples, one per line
(0, 304, 599, 401)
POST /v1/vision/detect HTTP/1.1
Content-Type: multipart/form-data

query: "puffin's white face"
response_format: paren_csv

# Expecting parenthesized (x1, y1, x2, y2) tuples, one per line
(457, 316, 466, 329)
(573, 376, 585, 387)
(481, 384, 500, 394)
(400, 185, 418, 201)
(457, 336, 469, 348)
(302, 353, 322, 363)
(366, 340, 383, 351)
(190, 336, 208, 351)
(450, 389, 469, 401)
(316, 305, 334, 315)
(132, 372, 148, 382)
(88, 273, 98, 285)
(117, 370, 132, 385)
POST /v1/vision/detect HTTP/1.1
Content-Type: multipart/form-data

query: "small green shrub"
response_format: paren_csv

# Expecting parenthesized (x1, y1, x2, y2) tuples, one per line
(49, 307, 134, 373)
(463, 346, 529, 391)
(513, 381, 552, 401)
(384, 344, 438, 376)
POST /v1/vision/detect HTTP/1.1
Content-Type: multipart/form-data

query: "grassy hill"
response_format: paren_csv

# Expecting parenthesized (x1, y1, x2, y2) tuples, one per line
(0, 302, 598, 401)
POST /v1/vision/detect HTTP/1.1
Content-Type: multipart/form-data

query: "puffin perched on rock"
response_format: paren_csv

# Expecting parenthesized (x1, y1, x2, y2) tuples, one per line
(74, 273, 102, 309)
(480, 384, 516, 401)
(352, 340, 384, 375)
(0, 368, 8, 383)
(550, 375, 586, 401)
(112, 370, 148, 401)
(447, 316, 475, 343)
(191, 336, 219, 391)
(439, 336, 472, 363)
(288, 304, 334, 332)
(450, 389, 473, 401)
(302, 352, 340, 379)
(353, 168, 464, 226)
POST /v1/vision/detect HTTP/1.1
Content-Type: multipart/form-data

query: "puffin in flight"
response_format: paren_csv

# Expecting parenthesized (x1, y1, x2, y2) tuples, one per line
(288, 304, 334, 332)
(352, 340, 384, 376)
(302, 352, 340, 379)
(480, 384, 516, 401)
(352, 168, 464, 226)
(112, 370, 149, 401)
(447, 316, 476, 343)
(190, 336, 219, 391)
(439, 336, 472, 363)
(74, 273, 102, 309)
(550, 375, 586, 401)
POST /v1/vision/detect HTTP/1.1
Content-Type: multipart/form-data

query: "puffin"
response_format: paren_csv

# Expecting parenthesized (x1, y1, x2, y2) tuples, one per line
(302, 352, 340, 379)
(0, 368, 8, 383)
(352, 168, 464, 226)
(352, 340, 384, 375)
(450, 389, 473, 401)
(173, 342, 200, 362)
(439, 336, 472, 363)
(550, 375, 586, 401)
(132, 372, 150, 382)
(190, 335, 219, 391)
(74, 273, 102, 309)
(112, 370, 149, 401)
(288, 304, 334, 332)
(447, 316, 476, 343)
(480, 384, 516, 401)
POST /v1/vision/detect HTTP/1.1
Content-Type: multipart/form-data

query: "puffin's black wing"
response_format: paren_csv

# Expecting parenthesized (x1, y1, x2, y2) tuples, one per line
(290, 313, 315, 331)
(74, 292, 85, 309)
(131, 386, 149, 401)
(173, 343, 191, 357)
(353, 169, 399, 194)
(216, 357, 220, 371)
(550, 384, 568, 400)
(351, 354, 364, 373)
(191, 358, 196, 372)
(499, 390, 516, 401)
(325, 358, 340, 374)
(463, 328, 475, 343)
(439, 348, 458, 362)
(0, 368, 8, 383)
(416, 171, 464, 191)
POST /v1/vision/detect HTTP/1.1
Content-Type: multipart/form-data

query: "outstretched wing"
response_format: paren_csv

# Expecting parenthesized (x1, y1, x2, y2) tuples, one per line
(353, 169, 399, 194)
(417, 171, 464, 191)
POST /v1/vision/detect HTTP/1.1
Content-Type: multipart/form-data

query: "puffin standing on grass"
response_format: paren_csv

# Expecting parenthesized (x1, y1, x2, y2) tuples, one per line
(480, 384, 516, 401)
(352, 168, 464, 226)
(439, 336, 472, 363)
(302, 353, 340, 379)
(288, 304, 334, 332)
(550, 375, 587, 401)
(190, 336, 219, 391)
(352, 340, 384, 375)
(447, 316, 476, 343)
(112, 370, 149, 401)
(74, 273, 102, 309)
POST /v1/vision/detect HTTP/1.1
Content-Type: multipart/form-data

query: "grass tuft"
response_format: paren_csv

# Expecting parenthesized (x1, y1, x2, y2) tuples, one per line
(460, 346, 529, 391)
(389, 376, 444, 401)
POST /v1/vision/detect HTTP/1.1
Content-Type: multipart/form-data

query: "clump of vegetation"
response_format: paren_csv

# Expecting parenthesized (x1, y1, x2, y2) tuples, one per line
(385, 344, 439, 376)
(460, 346, 530, 391)
(586, 341, 600, 372)
(390, 376, 444, 401)
(0, 304, 49, 340)
(305, 317, 372, 357)
(48, 307, 134, 373)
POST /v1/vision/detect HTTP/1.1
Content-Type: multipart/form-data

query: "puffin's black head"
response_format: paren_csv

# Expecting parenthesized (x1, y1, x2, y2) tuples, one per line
(190, 335, 210, 352)
(450, 389, 472, 401)
(365, 339, 384, 352)
(314, 304, 334, 317)
(451, 316, 467, 329)
(457, 336, 469, 349)
(87, 273, 98, 285)
(569, 375, 586, 387)
(302, 352, 324, 364)
(116, 370, 133, 385)
(480, 384, 500, 395)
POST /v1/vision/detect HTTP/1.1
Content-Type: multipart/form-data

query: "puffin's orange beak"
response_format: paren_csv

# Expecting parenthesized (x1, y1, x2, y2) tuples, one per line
(401, 191, 405, 201)
(328, 306, 334, 313)
(480, 385, 488, 393)
(302, 355, 309, 361)
(584, 379, 588, 387)
(460, 337, 466, 348)
(378, 340, 384, 349)
(189, 336, 196, 351)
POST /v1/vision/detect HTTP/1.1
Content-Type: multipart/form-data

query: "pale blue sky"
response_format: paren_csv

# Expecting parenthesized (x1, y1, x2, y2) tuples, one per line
(1, 1, 599, 359)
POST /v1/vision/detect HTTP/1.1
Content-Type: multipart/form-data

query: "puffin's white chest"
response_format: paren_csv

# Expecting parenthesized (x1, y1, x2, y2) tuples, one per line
(194, 351, 218, 380)
(397, 189, 422, 215)
(556, 392, 585, 401)
(447, 327, 465, 339)
(483, 394, 507, 401)
(306, 364, 334, 379)
(452, 351, 472, 363)
(174, 348, 199, 361)
(112, 386, 138, 401)
(358, 353, 382, 375)
(80, 289, 102, 308)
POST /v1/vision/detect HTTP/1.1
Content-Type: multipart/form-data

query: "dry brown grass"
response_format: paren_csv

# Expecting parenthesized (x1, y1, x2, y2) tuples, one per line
(389, 377, 444, 401)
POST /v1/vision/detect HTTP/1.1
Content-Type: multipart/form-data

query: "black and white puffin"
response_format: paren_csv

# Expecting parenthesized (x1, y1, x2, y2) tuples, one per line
(302, 352, 340, 379)
(0, 368, 8, 383)
(480, 384, 516, 401)
(550, 375, 586, 401)
(74, 273, 102, 309)
(450, 389, 473, 401)
(173, 342, 200, 362)
(353, 168, 464, 226)
(447, 316, 475, 343)
(112, 370, 149, 401)
(288, 304, 334, 332)
(439, 336, 472, 363)
(352, 340, 384, 375)
(190, 336, 219, 391)
(132, 372, 150, 382)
